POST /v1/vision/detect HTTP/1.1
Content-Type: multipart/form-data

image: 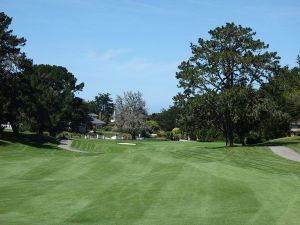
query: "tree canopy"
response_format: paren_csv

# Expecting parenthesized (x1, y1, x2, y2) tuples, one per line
(0, 12, 32, 134)
(94, 93, 114, 123)
(114, 91, 147, 139)
(175, 23, 280, 146)
(149, 106, 179, 131)
(28, 64, 84, 136)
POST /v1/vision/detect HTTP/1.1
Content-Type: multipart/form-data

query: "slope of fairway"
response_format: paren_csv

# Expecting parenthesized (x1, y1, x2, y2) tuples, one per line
(266, 136, 300, 153)
(1, 136, 300, 225)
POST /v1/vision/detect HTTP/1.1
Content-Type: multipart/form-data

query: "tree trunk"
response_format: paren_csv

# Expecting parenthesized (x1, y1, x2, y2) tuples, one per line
(225, 127, 234, 146)
(224, 130, 228, 146)
(131, 133, 136, 140)
(11, 123, 20, 136)
(229, 135, 234, 146)
(224, 115, 234, 147)
(229, 128, 234, 147)
(239, 135, 245, 146)
(49, 130, 56, 137)
(38, 127, 44, 135)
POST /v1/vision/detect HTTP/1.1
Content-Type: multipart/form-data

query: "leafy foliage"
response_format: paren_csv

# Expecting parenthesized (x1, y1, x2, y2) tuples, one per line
(94, 93, 114, 123)
(0, 12, 32, 134)
(175, 23, 280, 146)
(28, 64, 84, 136)
(146, 120, 160, 133)
(149, 106, 179, 131)
(70, 97, 91, 133)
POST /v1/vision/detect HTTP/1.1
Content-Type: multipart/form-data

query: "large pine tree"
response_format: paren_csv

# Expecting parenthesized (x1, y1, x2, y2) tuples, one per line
(175, 23, 280, 146)
(0, 12, 32, 134)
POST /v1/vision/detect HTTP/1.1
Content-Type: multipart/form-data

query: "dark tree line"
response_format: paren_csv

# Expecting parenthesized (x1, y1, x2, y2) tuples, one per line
(0, 12, 87, 136)
(149, 106, 179, 132)
(2, 12, 299, 143)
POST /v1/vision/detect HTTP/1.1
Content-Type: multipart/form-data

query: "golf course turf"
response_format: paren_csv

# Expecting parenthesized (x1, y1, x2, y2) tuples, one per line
(1, 134, 300, 224)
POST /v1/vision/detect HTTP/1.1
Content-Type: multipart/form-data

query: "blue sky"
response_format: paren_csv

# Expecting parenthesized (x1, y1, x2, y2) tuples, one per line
(2, 0, 300, 112)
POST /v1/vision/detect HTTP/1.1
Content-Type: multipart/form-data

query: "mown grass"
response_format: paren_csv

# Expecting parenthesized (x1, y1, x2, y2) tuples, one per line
(1, 134, 300, 224)
(265, 135, 300, 153)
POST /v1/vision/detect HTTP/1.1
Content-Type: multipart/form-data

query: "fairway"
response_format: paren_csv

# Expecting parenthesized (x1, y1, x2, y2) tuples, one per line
(1, 136, 300, 225)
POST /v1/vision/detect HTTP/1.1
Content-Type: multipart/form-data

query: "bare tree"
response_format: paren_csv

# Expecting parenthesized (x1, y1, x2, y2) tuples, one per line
(114, 91, 147, 139)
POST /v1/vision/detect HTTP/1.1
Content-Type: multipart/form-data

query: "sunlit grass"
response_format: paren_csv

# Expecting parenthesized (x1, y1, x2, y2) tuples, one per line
(0, 134, 300, 225)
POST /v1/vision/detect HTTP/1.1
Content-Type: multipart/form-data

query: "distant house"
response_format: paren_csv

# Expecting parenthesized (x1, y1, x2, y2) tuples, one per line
(1, 122, 12, 130)
(291, 121, 300, 136)
(77, 113, 106, 133)
(88, 113, 106, 130)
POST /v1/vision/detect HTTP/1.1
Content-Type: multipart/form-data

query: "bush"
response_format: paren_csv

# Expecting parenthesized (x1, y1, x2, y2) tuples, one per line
(166, 131, 173, 140)
(103, 124, 113, 131)
(57, 131, 72, 140)
(157, 130, 167, 138)
(195, 128, 223, 142)
(246, 132, 262, 145)
(171, 128, 181, 140)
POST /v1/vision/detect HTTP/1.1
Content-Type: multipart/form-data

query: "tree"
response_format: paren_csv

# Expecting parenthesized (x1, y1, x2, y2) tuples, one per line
(146, 120, 160, 133)
(0, 12, 32, 135)
(70, 97, 91, 133)
(171, 127, 181, 140)
(28, 64, 84, 136)
(94, 93, 114, 123)
(175, 23, 280, 146)
(149, 106, 179, 131)
(261, 66, 300, 119)
(257, 62, 300, 139)
(114, 91, 147, 139)
(85, 101, 97, 114)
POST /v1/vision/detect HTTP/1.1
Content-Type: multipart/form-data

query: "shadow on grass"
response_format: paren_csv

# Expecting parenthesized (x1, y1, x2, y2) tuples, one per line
(0, 140, 9, 146)
(257, 141, 299, 147)
(0, 132, 59, 150)
(255, 136, 300, 147)
(199, 145, 241, 149)
(171, 141, 300, 175)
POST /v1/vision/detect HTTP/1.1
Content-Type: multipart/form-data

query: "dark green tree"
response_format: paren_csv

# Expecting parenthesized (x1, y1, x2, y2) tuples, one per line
(29, 64, 84, 136)
(258, 63, 300, 139)
(85, 101, 97, 114)
(94, 93, 114, 123)
(261, 66, 300, 120)
(175, 23, 280, 146)
(0, 12, 32, 135)
(70, 97, 91, 133)
(149, 106, 179, 131)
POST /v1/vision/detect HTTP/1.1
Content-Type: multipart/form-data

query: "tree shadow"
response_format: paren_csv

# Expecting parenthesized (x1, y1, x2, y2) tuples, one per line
(0, 132, 59, 150)
(170, 141, 300, 175)
(199, 145, 240, 149)
(0, 140, 9, 146)
(257, 141, 299, 146)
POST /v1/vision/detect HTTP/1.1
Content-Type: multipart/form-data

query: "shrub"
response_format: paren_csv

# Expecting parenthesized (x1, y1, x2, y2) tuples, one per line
(195, 128, 223, 142)
(246, 132, 262, 145)
(171, 128, 181, 140)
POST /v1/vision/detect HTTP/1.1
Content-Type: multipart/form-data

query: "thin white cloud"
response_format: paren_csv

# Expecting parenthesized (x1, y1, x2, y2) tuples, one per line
(81, 48, 181, 112)
(84, 48, 179, 76)
(86, 48, 132, 62)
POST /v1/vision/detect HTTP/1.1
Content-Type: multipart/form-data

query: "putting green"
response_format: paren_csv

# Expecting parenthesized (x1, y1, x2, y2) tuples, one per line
(1, 135, 300, 225)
